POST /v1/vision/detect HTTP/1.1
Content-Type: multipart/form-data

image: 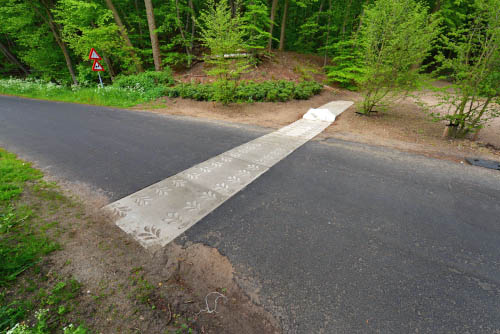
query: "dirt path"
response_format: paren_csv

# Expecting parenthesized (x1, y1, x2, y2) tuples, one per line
(134, 88, 500, 164)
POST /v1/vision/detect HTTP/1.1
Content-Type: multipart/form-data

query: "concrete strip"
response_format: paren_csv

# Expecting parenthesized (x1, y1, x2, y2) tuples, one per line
(105, 100, 353, 249)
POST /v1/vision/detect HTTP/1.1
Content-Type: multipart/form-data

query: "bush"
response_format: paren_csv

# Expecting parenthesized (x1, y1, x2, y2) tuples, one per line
(327, 0, 439, 114)
(113, 69, 175, 91)
(165, 80, 322, 103)
(428, 0, 500, 138)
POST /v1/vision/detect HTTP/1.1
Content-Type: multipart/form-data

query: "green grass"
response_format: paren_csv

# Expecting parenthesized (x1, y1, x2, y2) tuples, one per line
(0, 78, 153, 108)
(0, 150, 57, 287)
(0, 150, 41, 202)
(0, 149, 89, 334)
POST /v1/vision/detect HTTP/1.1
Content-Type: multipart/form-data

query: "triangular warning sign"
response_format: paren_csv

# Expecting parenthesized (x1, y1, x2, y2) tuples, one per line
(88, 48, 102, 60)
(92, 60, 104, 72)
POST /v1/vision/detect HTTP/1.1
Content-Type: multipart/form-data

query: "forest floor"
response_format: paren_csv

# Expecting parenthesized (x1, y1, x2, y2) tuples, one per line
(136, 51, 500, 165)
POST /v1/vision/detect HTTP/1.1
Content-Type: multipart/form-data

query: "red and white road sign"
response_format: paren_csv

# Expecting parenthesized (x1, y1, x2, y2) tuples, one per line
(92, 60, 104, 72)
(88, 48, 102, 61)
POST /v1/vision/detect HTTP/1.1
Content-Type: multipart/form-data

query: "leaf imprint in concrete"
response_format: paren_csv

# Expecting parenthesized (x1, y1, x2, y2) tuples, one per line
(105, 101, 353, 249)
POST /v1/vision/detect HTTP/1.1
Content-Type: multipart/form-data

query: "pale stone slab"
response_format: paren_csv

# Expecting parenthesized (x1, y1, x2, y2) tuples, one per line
(277, 119, 331, 140)
(107, 177, 226, 249)
(178, 154, 268, 196)
(107, 98, 354, 249)
(316, 100, 354, 117)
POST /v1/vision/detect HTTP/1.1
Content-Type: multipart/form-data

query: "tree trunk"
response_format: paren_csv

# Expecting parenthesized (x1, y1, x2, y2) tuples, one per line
(432, 0, 442, 13)
(34, 3, 78, 85)
(144, 0, 162, 71)
(341, 0, 353, 39)
(279, 0, 289, 51)
(175, 0, 191, 62)
(188, 0, 195, 58)
(267, 0, 279, 51)
(134, 0, 145, 42)
(105, 0, 144, 73)
(229, 0, 236, 17)
(102, 54, 115, 81)
(323, 0, 333, 66)
(0, 40, 30, 75)
(316, 0, 324, 25)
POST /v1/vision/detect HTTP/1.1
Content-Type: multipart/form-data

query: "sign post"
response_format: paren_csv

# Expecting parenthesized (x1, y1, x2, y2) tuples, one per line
(88, 48, 104, 88)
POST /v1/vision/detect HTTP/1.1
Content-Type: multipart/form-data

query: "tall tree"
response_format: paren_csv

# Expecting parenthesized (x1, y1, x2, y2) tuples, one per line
(175, 0, 192, 63)
(267, 0, 279, 51)
(30, 0, 78, 85)
(279, 0, 289, 51)
(144, 0, 162, 71)
(105, 0, 144, 73)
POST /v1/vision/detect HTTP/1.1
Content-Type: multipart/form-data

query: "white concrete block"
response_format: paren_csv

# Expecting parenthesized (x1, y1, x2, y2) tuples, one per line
(303, 108, 337, 122)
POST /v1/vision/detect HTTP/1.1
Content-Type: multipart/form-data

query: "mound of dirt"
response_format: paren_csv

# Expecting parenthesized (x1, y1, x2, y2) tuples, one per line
(174, 51, 328, 84)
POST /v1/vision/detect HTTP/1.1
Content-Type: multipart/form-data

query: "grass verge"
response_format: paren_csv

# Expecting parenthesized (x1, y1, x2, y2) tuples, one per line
(0, 78, 152, 108)
(0, 76, 323, 108)
(0, 149, 88, 333)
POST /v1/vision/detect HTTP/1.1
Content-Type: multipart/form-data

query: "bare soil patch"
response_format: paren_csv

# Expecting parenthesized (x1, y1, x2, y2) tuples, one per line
(9, 180, 280, 334)
(134, 88, 337, 129)
(175, 51, 328, 84)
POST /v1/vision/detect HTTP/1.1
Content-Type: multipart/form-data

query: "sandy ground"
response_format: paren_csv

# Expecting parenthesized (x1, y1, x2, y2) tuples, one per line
(134, 87, 500, 164)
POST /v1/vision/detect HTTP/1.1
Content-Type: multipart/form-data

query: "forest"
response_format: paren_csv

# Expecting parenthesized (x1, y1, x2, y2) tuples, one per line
(0, 0, 499, 137)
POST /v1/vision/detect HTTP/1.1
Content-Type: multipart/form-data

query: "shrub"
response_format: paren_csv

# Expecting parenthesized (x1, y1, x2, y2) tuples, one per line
(165, 80, 322, 103)
(113, 69, 174, 91)
(327, 0, 439, 114)
(428, 0, 500, 138)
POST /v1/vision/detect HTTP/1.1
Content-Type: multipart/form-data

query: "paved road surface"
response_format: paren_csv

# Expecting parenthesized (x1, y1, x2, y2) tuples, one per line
(1, 95, 499, 333)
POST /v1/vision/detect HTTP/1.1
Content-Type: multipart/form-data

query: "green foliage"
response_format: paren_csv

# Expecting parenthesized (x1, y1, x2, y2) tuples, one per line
(0, 0, 72, 83)
(326, 39, 365, 90)
(329, 0, 440, 114)
(0, 161, 58, 285)
(429, 0, 500, 137)
(0, 78, 161, 107)
(112, 69, 174, 98)
(128, 270, 153, 305)
(0, 150, 41, 203)
(240, 0, 273, 50)
(0, 301, 28, 332)
(4, 309, 88, 334)
(39, 280, 82, 307)
(166, 80, 322, 102)
(437, 0, 475, 33)
(199, 0, 251, 103)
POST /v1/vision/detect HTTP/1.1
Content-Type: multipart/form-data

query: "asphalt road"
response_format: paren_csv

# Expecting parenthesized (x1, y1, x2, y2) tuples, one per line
(1, 95, 500, 333)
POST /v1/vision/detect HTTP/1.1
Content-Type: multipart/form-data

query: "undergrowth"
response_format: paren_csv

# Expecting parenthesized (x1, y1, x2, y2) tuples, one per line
(0, 74, 322, 107)
(0, 69, 176, 108)
(165, 80, 323, 102)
